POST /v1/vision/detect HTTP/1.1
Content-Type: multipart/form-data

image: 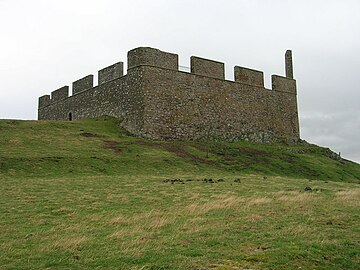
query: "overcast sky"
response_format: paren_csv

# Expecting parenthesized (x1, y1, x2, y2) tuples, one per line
(0, 0, 359, 163)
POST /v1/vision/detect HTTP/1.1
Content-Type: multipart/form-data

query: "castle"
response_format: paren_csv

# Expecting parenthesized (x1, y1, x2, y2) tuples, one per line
(38, 47, 299, 142)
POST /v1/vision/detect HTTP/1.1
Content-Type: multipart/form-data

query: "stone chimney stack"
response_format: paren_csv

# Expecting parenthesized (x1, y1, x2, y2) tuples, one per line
(285, 50, 293, 79)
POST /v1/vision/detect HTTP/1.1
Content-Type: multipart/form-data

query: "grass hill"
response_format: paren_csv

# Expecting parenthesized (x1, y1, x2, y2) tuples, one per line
(0, 117, 359, 269)
(0, 117, 359, 181)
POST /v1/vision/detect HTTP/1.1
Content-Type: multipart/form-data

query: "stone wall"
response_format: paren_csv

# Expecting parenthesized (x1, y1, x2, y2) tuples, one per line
(38, 69, 145, 135)
(38, 47, 300, 142)
(140, 66, 298, 142)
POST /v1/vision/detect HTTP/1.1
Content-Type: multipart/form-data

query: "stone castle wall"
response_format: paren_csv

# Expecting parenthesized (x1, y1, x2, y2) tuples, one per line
(38, 47, 299, 142)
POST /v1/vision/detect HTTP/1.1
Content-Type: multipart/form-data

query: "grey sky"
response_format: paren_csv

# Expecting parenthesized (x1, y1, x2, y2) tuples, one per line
(1, 0, 359, 163)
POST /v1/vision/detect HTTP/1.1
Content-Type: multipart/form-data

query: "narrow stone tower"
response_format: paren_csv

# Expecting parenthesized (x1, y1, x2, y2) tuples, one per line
(285, 50, 293, 79)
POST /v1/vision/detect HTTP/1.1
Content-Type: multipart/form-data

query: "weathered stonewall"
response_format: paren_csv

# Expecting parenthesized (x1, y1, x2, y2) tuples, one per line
(38, 47, 300, 142)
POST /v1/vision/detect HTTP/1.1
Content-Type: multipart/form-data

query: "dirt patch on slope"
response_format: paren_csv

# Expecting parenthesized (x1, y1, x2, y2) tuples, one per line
(103, 141, 122, 155)
(160, 144, 213, 164)
(80, 132, 99, 138)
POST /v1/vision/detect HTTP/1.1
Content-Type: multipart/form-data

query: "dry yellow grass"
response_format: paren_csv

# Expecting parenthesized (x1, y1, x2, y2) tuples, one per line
(52, 236, 88, 251)
(108, 210, 174, 247)
(181, 217, 206, 234)
(185, 196, 244, 215)
(245, 197, 272, 206)
(110, 214, 129, 225)
(279, 224, 314, 237)
(245, 211, 277, 223)
(276, 191, 315, 203)
(108, 229, 128, 240)
(148, 216, 173, 229)
(335, 189, 360, 207)
(51, 206, 75, 215)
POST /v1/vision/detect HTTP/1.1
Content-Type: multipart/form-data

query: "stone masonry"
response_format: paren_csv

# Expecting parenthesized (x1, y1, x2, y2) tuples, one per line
(38, 47, 300, 142)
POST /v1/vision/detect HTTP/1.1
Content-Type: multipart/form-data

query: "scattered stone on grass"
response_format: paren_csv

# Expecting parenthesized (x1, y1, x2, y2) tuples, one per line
(163, 178, 226, 184)
(234, 178, 241, 183)
(163, 178, 185, 184)
(6, 120, 18, 125)
(304, 186, 312, 191)
(202, 178, 226, 183)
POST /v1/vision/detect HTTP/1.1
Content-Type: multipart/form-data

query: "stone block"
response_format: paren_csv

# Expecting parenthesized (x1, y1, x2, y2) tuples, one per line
(38, 95, 51, 108)
(234, 66, 264, 87)
(98, 62, 124, 84)
(72, 75, 94, 95)
(128, 47, 178, 70)
(51, 86, 69, 101)
(272, 75, 296, 94)
(190, 56, 225, 80)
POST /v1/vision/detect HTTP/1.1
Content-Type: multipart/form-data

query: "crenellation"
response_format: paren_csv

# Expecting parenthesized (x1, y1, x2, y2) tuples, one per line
(38, 95, 51, 108)
(98, 62, 124, 84)
(72, 75, 94, 95)
(190, 56, 225, 80)
(127, 47, 178, 70)
(272, 75, 296, 94)
(234, 66, 264, 87)
(51, 86, 69, 101)
(38, 47, 300, 143)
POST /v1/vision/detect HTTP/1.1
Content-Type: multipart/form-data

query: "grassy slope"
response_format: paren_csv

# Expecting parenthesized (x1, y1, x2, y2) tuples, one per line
(0, 117, 359, 269)
(0, 117, 359, 182)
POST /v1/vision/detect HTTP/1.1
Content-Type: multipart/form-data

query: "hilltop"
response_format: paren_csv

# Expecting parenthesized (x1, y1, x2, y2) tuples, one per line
(0, 117, 359, 269)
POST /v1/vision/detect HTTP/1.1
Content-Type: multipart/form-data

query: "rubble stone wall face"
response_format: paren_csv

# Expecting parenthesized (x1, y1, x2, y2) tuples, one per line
(140, 66, 298, 142)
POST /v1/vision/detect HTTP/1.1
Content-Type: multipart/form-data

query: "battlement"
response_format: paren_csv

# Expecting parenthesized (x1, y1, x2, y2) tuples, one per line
(51, 86, 69, 102)
(38, 62, 125, 108)
(272, 75, 296, 94)
(38, 47, 299, 142)
(127, 47, 178, 70)
(98, 62, 124, 84)
(191, 56, 225, 80)
(234, 66, 264, 87)
(73, 75, 93, 95)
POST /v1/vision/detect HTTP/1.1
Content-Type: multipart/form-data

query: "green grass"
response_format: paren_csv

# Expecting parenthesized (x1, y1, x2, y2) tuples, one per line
(0, 117, 359, 269)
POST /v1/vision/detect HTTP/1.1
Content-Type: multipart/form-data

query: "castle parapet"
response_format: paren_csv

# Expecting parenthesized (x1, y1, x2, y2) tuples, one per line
(98, 62, 124, 84)
(190, 56, 225, 80)
(72, 75, 94, 95)
(272, 75, 296, 94)
(38, 95, 51, 108)
(127, 47, 178, 70)
(51, 86, 69, 101)
(234, 66, 264, 87)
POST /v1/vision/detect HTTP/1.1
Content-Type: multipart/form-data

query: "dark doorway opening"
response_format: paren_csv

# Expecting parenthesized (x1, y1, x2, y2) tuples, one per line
(68, 112, 73, 121)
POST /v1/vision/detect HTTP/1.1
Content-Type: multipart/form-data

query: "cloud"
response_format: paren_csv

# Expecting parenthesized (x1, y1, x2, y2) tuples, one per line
(301, 109, 360, 162)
